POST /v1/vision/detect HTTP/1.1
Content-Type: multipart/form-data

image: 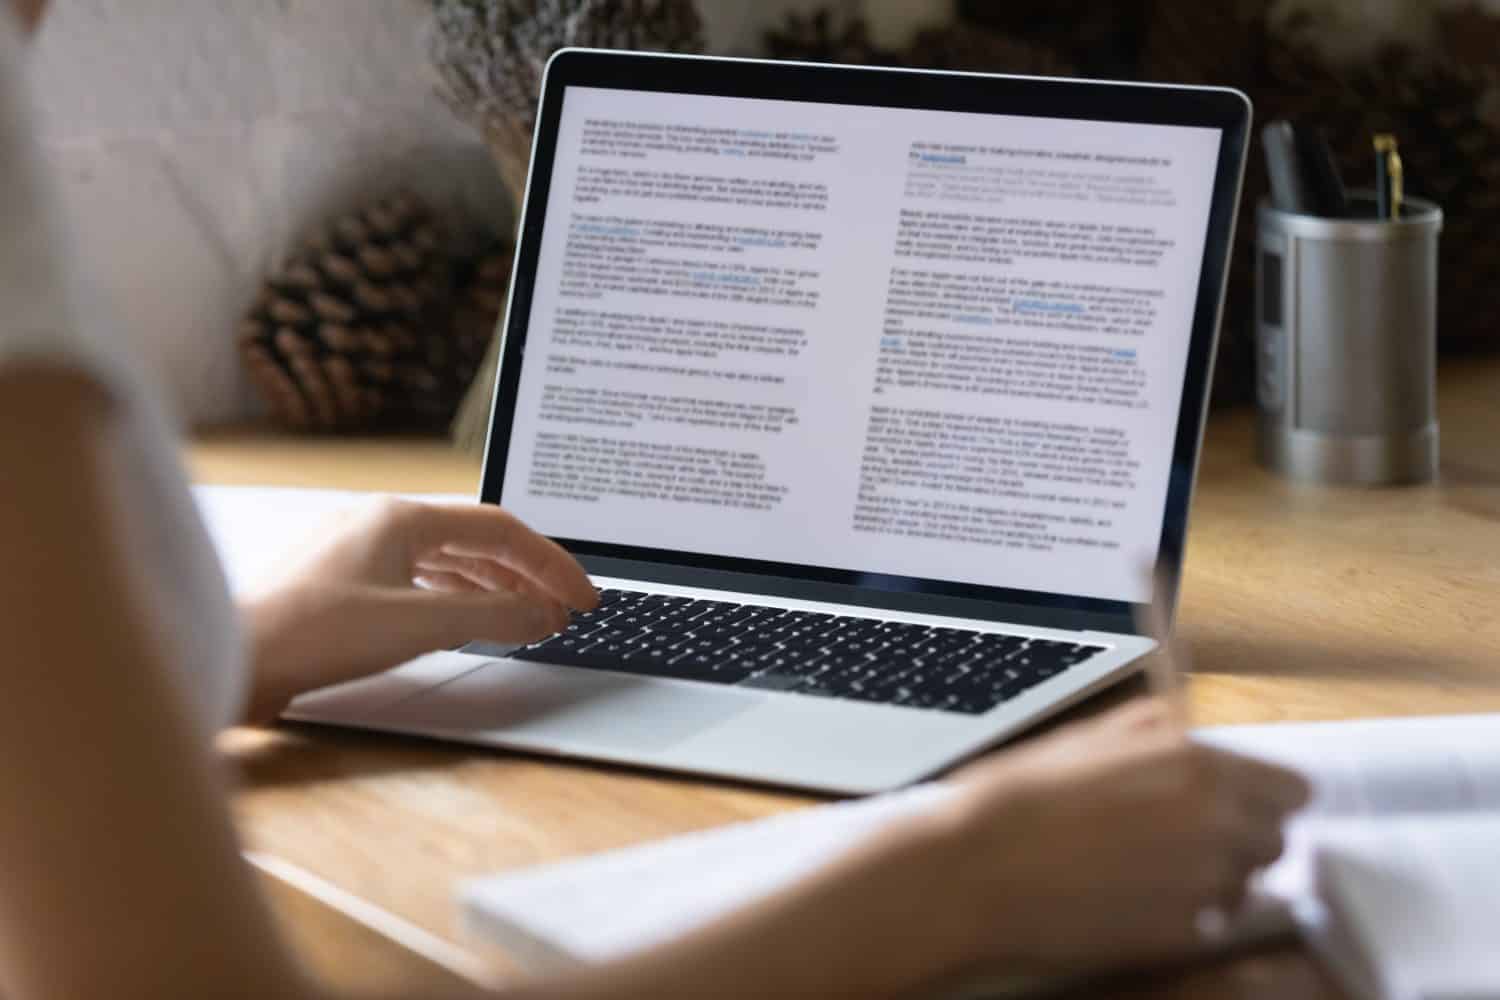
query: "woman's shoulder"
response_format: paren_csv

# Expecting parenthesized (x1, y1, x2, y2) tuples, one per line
(0, 10, 247, 734)
(0, 10, 129, 394)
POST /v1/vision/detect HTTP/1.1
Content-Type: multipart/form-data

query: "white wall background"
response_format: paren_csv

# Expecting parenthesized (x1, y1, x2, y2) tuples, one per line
(28, 0, 505, 424)
(22, 0, 947, 425)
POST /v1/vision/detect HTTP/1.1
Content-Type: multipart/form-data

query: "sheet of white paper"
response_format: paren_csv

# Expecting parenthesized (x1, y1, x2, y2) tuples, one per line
(461, 714, 1500, 973)
(192, 485, 471, 594)
(1200, 714, 1500, 818)
(461, 784, 957, 969)
(1199, 714, 1500, 907)
(1310, 814, 1500, 1000)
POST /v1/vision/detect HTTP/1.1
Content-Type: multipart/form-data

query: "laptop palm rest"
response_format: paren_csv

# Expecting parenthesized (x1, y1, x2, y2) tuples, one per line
(367, 660, 760, 753)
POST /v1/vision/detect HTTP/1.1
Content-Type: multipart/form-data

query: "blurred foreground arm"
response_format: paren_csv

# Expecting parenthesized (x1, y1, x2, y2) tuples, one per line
(0, 370, 310, 998)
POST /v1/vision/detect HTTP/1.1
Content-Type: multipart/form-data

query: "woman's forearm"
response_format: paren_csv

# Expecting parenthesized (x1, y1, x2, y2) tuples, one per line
(0, 373, 314, 998)
(240, 588, 324, 724)
(500, 809, 980, 1000)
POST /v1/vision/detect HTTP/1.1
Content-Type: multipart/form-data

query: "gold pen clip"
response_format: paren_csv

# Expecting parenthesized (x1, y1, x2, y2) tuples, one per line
(1374, 134, 1404, 219)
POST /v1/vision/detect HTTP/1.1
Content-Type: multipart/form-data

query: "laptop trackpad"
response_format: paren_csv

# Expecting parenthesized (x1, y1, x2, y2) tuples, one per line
(380, 660, 759, 752)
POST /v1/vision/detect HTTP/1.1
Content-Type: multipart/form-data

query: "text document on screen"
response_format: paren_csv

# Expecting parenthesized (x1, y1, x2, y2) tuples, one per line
(500, 88, 1222, 603)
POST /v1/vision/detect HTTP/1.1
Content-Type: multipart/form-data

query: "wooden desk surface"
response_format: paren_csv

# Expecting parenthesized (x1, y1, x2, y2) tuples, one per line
(195, 359, 1500, 998)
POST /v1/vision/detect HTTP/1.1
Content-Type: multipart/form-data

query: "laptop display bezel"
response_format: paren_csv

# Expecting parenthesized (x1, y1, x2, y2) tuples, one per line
(478, 50, 1250, 636)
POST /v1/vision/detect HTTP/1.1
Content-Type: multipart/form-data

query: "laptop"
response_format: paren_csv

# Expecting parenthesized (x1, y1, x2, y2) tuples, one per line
(287, 51, 1250, 795)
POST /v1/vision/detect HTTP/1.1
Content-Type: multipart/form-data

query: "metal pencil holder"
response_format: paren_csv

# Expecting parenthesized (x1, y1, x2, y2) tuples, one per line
(1255, 194, 1444, 485)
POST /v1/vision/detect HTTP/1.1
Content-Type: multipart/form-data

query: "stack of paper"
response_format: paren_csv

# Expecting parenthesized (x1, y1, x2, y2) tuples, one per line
(1311, 815, 1500, 1000)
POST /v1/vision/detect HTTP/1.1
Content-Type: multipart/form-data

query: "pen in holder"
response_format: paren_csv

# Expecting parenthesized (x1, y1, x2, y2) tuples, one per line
(1256, 193, 1444, 485)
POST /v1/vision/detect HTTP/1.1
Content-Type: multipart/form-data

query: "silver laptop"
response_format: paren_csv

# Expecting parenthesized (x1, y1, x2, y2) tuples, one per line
(287, 51, 1250, 795)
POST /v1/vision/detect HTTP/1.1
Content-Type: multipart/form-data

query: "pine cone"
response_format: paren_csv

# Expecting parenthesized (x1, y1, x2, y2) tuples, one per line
(450, 245, 518, 453)
(451, 243, 515, 368)
(1439, 4, 1500, 84)
(1142, 0, 1272, 88)
(903, 24, 1074, 76)
(956, 0, 1149, 77)
(431, 0, 705, 204)
(764, 7, 1074, 77)
(240, 193, 476, 433)
(764, 8, 892, 66)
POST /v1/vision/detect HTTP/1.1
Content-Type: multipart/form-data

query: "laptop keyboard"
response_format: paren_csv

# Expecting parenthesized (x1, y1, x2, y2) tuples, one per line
(508, 589, 1107, 715)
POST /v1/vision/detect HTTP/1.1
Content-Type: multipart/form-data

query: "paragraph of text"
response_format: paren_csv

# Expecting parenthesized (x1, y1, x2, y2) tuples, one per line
(528, 432, 789, 511)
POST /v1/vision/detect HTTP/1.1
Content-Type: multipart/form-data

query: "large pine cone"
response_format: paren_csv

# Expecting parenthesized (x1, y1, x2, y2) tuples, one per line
(449, 244, 518, 453)
(432, 0, 705, 204)
(904, 24, 1074, 76)
(240, 193, 482, 432)
(956, 0, 1149, 77)
(765, 7, 1074, 77)
(764, 8, 890, 66)
(451, 243, 515, 370)
(1143, 0, 1272, 88)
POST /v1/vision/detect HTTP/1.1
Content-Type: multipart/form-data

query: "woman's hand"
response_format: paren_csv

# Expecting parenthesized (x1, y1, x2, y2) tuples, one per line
(930, 699, 1310, 977)
(240, 498, 597, 723)
(514, 698, 1311, 1000)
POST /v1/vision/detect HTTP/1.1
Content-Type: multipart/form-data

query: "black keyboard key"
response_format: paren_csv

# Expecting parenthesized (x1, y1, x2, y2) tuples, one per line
(833, 618, 882, 638)
(585, 636, 645, 657)
(776, 635, 824, 657)
(969, 634, 1028, 657)
(675, 601, 721, 624)
(873, 621, 930, 642)
(816, 653, 878, 679)
(896, 689, 943, 709)
(1059, 643, 1105, 666)
(620, 645, 670, 663)
(669, 651, 721, 672)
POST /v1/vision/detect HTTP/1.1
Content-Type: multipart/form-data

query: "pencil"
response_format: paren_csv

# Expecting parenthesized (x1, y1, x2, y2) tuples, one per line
(1135, 562, 1192, 727)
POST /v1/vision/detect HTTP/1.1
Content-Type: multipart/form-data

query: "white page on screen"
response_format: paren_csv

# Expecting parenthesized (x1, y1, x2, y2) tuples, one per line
(499, 88, 1224, 603)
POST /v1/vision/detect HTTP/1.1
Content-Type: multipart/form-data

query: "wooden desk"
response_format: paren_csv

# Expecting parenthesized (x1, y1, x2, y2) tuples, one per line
(194, 358, 1500, 998)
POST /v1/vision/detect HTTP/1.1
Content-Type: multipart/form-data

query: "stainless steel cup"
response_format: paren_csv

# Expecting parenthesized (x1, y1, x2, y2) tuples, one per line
(1255, 195, 1443, 484)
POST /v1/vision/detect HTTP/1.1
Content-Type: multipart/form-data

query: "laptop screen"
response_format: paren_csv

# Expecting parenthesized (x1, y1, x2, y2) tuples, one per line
(496, 83, 1224, 606)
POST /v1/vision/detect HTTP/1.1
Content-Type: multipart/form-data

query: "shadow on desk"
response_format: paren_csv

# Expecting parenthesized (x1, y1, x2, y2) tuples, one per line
(220, 727, 463, 788)
(1064, 947, 1343, 1000)
(1438, 463, 1500, 524)
(1190, 630, 1489, 684)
